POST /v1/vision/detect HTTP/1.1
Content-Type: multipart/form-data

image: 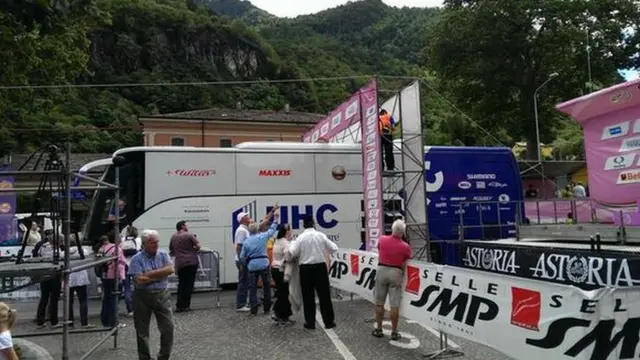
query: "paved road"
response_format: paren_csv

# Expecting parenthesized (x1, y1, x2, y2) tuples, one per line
(8, 291, 514, 360)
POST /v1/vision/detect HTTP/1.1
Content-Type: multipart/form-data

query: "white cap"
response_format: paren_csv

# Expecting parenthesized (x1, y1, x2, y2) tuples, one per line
(236, 212, 249, 223)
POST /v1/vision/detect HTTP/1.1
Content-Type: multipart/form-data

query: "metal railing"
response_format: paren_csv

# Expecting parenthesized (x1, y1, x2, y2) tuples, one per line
(452, 198, 638, 244)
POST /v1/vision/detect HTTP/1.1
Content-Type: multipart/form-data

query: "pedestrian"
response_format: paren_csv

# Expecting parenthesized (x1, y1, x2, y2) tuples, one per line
(35, 232, 61, 329)
(128, 229, 175, 360)
(67, 241, 94, 329)
(169, 220, 201, 313)
(97, 234, 126, 328)
(234, 212, 251, 312)
(372, 219, 412, 340)
(288, 216, 338, 330)
(240, 207, 279, 315)
(120, 226, 142, 316)
(271, 224, 293, 324)
(0, 302, 17, 360)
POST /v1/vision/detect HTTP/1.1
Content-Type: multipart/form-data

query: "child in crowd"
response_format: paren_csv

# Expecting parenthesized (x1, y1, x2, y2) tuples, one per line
(0, 302, 18, 360)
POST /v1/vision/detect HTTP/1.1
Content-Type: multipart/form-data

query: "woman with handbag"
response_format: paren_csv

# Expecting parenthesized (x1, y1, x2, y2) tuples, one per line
(270, 224, 293, 324)
(96, 234, 127, 328)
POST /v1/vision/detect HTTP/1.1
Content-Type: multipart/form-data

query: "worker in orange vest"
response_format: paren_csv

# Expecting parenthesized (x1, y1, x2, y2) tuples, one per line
(379, 109, 397, 171)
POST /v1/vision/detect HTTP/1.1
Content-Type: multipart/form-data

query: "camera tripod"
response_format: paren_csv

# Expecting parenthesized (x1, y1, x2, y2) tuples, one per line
(15, 145, 84, 264)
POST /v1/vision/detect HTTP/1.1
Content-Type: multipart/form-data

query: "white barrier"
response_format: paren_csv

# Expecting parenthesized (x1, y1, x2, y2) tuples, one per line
(329, 248, 640, 360)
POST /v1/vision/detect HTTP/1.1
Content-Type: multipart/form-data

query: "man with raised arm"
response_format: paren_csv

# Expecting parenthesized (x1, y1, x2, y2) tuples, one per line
(240, 205, 280, 315)
(128, 229, 175, 360)
(235, 206, 278, 312)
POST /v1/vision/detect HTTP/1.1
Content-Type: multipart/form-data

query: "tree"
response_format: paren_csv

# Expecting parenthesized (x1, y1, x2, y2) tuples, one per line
(425, 0, 639, 159)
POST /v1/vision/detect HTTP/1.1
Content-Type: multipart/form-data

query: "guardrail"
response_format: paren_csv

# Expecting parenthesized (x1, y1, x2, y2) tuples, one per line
(449, 198, 640, 245)
(0, 250, 223, 303)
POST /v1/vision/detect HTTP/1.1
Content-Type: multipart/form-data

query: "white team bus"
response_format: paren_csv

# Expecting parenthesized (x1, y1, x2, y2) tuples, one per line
(81, 143, 396, 285)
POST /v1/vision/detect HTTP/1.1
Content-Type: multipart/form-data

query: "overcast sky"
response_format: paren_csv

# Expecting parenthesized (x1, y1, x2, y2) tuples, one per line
(249, 0, 444, 18)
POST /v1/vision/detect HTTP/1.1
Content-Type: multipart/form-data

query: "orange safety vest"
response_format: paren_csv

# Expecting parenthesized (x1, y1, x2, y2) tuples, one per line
(379, 114, 392, 134)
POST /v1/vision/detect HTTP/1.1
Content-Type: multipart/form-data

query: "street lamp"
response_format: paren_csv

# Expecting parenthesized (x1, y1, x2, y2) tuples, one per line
(533, 72, 559, 161)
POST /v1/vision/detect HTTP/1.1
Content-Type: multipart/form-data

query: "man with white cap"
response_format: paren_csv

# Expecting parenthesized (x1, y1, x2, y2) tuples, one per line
(234, 207, 278, 312)
(234, 212, 252, 312)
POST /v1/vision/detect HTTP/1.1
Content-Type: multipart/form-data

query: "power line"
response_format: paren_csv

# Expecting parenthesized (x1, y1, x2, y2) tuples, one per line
(0, 75, 374, 90)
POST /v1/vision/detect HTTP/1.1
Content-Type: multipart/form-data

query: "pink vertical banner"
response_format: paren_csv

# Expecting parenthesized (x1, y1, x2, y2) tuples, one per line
(556, 79, 640, 206)
(359, 81, 383, 252)
(302, 80, 376, 143)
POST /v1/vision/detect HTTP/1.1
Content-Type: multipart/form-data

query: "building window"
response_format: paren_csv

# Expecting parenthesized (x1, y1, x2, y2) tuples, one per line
(220, 138, 232, 148)
(171, 137, 185, 146)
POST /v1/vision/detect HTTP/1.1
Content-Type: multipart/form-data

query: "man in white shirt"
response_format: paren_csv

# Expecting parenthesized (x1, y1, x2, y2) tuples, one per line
(288, 217, 338, 330)
(234, 212, 251, 312)
(573, 182, 586, 198)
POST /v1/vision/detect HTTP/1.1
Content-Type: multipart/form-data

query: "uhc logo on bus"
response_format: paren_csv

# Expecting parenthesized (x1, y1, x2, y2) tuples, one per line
(231, 201, 339, 240)
(266, 204, 338, 230)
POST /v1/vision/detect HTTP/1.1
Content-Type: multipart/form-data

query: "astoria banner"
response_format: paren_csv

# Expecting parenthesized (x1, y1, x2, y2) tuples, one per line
(302, 80, 376, 143)
(329, 248, 640, 360)
(459, 241, 640, 290)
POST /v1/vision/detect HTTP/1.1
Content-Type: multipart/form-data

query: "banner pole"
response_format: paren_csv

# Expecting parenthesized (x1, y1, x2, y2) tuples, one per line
(423, 332, 464, 359)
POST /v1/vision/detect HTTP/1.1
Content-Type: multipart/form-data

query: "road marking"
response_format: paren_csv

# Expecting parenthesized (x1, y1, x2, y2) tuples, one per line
(406, 320, 460, 348)
(316, 313, 357, 360)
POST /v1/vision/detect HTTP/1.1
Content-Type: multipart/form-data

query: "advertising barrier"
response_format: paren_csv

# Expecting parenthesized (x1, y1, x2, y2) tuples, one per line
(358, 81, 383, 252)
(330, 248, 640, 360)
(556, 78, 640, 207)
(459, 241, 640, 290)
(302, 80, 377, 143)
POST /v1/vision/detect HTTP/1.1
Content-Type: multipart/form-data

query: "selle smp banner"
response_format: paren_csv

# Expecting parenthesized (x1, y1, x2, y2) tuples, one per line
(330, 248, 640, 360)
(459, 241, 640, 290)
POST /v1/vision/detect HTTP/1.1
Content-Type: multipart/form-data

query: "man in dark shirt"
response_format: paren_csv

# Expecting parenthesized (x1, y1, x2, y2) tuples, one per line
(169, 221, 200, 312)
(525, 184, 538, 199)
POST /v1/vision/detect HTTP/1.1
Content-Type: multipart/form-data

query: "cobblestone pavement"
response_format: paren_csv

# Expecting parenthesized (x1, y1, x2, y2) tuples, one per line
(8, 291, 514, 360)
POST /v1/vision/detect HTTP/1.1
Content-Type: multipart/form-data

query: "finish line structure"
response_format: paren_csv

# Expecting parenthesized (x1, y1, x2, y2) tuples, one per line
(302, 77, 459, 358)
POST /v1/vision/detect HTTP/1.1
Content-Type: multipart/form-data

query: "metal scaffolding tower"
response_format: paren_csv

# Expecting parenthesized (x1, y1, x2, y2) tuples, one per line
(0, 143, 123, 360)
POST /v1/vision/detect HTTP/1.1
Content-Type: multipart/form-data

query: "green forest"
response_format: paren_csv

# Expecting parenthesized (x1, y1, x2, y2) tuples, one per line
(1, 0, 638, 159)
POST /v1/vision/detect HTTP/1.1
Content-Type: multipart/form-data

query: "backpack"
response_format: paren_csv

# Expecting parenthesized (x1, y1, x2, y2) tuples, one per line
(94, 244, 115, 278)
(121, 237, 139, 257)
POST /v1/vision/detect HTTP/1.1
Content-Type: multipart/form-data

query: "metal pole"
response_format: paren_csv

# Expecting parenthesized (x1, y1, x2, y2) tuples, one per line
(586, 26, 592, 84)
(533, 94, 541, 162)
(61, 142, 72, 360)
(113, 164, 121, 345)
(533, 73, 559, 163)
(0, 186, 114, 192)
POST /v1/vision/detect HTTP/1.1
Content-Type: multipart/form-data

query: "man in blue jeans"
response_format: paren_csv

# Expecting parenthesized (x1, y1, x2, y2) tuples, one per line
(234, 206, 279, 311)
(240, 208, 279, 315)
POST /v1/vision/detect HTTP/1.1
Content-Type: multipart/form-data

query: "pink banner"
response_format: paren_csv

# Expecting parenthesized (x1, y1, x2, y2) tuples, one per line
(302, 80, 376, 143)
(556, 78, 640, 206)
(358, 82, 383, 251)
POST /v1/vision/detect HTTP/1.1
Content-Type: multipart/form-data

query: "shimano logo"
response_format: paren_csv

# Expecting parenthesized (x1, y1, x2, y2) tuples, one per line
(467, 174, 496, 180)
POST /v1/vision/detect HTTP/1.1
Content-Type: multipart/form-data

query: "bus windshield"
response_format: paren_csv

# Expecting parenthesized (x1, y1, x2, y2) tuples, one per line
(83, 154, 144, 245)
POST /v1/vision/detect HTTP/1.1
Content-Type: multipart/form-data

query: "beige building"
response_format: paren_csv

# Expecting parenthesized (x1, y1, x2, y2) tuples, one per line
(140, 106, 324, 147)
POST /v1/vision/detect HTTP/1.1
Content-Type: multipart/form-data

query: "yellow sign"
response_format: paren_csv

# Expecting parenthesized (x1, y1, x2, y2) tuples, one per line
(0, 181, 13, 189)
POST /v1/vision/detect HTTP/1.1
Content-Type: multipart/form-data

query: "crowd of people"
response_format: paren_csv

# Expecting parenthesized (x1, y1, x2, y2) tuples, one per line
(0, 205, 414, 360)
